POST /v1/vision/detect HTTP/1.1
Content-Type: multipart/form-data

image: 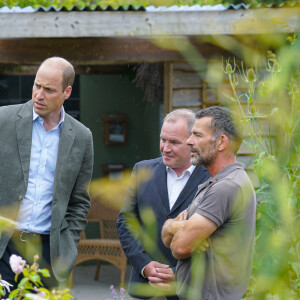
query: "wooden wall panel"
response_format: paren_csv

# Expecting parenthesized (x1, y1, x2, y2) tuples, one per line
(172, 89, 202, 107)
(167, 61, 275, 191)
(172, 71, 202, 89)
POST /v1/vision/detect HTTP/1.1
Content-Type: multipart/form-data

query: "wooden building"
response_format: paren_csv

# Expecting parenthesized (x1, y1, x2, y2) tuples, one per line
(0, 4, 299, 183)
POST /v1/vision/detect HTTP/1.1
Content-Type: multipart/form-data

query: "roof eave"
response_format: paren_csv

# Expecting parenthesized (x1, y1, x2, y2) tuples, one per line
(0, 8, 299, 39)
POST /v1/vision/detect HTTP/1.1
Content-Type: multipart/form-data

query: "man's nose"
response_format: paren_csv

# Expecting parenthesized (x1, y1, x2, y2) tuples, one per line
(186, 135, 193, 145)
(163, 142, 171, 152)
(35, 89, 44, 99)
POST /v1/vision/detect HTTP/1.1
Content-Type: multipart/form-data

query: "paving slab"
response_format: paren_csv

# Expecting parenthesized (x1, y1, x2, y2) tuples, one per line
(71, 264, 131, 300)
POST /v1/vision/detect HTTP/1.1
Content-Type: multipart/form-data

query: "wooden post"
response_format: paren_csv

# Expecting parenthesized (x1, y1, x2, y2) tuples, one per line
(163, 62, 173, 115)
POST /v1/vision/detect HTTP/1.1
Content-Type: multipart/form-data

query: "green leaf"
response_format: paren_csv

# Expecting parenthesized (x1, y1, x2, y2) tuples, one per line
(288, 246, 295, 258)
(223, 93, 237, 102)
(0, 216, 17, 232)
(39, 268, 50, 277)
(296, 240, 300, 256)
(19, 277, 29, 288)
(26, 282, 34, 290)
(247, 95, 253, 104)
(270, 107, 279, 115)
(29, 273, 41, 283)
(23, 268, 30, 277)
(9, 289, 19, 299)
(291, 262, 300, 278)
(35, 279, 43, 286)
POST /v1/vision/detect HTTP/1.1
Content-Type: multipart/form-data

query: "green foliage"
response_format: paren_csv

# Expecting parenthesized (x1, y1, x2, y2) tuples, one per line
(223, 36, 300, 298)
(0, 254, 73, 300)
(0, 216, 17, 238)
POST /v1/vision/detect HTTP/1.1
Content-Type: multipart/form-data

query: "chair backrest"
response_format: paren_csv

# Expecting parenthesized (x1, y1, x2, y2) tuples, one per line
(87, 197, 119, 239)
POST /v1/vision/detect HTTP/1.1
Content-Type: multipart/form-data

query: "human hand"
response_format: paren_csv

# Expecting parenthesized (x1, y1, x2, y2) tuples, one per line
(144, 261, 174, 284)
(168, 220, 186, 235)
(165, 210, 188, 235)
(175, 210, 188, 221)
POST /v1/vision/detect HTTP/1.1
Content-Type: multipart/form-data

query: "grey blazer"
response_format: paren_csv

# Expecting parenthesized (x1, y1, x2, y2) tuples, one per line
(0, 100, 94, 281)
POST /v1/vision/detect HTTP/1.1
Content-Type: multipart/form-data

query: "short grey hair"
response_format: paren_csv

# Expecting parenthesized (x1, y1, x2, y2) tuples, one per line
(163, 109, 195, 135)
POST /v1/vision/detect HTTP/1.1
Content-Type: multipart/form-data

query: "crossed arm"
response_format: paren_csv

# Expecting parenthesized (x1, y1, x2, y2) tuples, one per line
(162, 210, 218, 260)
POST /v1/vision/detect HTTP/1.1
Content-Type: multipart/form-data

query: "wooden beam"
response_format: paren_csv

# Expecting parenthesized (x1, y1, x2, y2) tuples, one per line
(0, 34, 281, 74)
(0, 38, 184, 65)
(0, 8, 299, 39)
(163, 62, 173, 115)
(0, 37, 236, 66)
(0, 63, 139, 75)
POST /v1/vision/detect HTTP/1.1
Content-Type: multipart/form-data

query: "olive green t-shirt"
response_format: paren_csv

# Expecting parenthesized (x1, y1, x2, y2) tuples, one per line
(176, 163, 256, 300)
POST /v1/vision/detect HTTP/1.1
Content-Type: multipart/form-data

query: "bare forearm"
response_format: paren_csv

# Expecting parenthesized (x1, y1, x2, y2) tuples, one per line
(170, 214, 217, 260)
(162, 219, 186, 248)
(170, 235, 193, 260)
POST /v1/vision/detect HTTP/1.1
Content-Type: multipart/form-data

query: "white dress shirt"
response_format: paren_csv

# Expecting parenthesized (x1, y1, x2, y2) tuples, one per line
(166, 165, 195, 210)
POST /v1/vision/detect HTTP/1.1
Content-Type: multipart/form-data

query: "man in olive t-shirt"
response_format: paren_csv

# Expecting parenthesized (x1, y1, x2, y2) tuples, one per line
(162, 106, 256, 300)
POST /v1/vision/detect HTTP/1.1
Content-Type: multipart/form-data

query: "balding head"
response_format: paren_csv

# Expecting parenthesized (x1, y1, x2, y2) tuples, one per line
(39, 57, 75, 91)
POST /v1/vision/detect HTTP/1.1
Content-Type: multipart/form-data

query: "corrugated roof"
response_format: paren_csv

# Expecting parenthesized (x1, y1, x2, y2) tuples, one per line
(35, 4, 146, 11)
(146, 4, 248, 11)
(0, 4, 145, 12)
(0, 2, 299, 13)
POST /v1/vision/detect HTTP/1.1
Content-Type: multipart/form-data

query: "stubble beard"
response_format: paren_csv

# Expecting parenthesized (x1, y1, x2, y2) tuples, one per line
(190, 145, 217, 167)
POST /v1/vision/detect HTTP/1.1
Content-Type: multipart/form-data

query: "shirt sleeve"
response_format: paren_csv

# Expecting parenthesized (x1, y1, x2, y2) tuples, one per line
(194, 179, 240, 228)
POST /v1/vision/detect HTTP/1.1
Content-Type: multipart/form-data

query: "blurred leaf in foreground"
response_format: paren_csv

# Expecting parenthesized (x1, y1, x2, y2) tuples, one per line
(89, 168, 153, 211)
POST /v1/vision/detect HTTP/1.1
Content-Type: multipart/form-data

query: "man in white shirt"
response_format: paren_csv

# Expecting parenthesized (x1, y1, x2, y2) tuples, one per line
(117, 109, 210, 300)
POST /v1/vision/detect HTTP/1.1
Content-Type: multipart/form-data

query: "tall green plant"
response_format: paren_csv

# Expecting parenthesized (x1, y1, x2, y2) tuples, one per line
(223, 36, 300, 298)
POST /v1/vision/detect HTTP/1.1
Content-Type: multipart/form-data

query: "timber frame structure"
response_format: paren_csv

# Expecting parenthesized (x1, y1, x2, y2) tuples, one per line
(0, 6, 299, 115)
(0, 5, 299, 187)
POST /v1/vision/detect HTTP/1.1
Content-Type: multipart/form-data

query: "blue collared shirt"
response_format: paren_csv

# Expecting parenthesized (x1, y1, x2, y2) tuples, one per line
(16, 108, 65, 234)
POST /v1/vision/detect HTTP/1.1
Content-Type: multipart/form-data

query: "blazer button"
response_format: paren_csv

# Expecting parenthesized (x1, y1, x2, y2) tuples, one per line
(160, 257, 166, 262)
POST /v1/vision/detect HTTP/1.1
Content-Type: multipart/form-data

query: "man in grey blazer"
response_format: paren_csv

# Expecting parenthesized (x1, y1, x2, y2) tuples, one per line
(0, 57, 94, 293)
(117, 109, 210, 300)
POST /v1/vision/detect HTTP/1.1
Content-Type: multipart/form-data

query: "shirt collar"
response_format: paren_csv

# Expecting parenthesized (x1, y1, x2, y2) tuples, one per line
(166, 164, 196, 177)
(210, 162, 244, 183)
(33, 107, 65, 127)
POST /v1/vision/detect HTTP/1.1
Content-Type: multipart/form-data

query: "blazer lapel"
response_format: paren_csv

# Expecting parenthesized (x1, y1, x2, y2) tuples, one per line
(16, 101, 33, 189)
(170, 166, 208, 213)
(53, 115, 75, 193)
(155, 161, 170, 212)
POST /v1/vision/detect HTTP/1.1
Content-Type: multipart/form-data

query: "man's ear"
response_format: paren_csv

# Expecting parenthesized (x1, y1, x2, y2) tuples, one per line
(64, 86, 72, 100)
(216, 134, 229, 151)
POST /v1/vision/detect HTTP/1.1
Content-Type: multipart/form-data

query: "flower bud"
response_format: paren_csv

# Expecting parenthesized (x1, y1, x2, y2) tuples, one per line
(247, 68, 256, 82)
(226, 63, 233, 74)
